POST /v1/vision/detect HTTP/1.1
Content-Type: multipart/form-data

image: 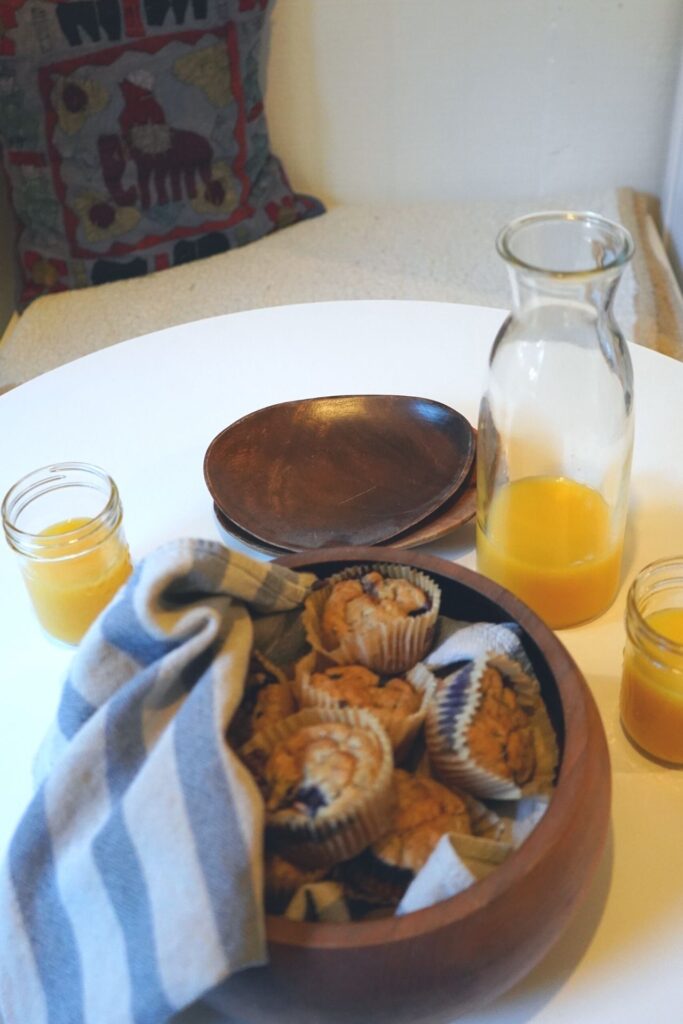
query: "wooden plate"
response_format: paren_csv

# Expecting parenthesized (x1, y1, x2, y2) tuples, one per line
(211, 461, 477, 554)
(204, 395, 475, 550)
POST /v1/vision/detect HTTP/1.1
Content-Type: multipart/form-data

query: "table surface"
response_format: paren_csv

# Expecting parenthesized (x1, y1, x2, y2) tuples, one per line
(1, 299, 682, 1024)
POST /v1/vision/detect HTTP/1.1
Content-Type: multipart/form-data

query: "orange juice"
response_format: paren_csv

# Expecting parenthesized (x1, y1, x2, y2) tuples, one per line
(477, 476, 622, 629)
(21, 517, 132, 645)
(621, 607, 683, 764)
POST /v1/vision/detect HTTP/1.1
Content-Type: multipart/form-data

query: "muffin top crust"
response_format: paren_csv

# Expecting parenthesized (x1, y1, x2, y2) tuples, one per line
(308, 664, 421, 716)
(321, 571, 431, 648)
(371, 769, 472, 874)
(256, 720, 386, 824)
(466, 666, 536, 786)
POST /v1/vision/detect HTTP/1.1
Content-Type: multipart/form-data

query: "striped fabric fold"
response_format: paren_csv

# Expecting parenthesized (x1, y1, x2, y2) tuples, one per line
(0, 538, 316, 1024)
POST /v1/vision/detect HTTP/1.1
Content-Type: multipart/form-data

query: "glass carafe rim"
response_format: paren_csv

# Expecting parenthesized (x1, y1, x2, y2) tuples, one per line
(496, 209, 634, 279)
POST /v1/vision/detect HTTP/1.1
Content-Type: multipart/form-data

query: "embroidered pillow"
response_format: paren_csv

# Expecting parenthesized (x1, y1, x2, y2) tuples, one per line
(0, 0, 323, 308)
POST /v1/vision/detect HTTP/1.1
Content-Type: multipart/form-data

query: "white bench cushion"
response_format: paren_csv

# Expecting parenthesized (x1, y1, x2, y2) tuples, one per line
(1, 188, 680, 387)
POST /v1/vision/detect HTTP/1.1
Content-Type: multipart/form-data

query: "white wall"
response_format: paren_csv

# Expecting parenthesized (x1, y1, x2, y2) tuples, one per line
(265, 0, 683, 208)
(663, 52, 683, 277)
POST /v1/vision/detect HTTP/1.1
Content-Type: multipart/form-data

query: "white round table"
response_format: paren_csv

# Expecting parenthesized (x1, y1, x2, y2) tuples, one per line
(1, 300, 682, 1023)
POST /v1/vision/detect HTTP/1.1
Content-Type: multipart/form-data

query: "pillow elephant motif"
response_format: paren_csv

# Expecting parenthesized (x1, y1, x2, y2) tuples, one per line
(0, 0, 323, 307)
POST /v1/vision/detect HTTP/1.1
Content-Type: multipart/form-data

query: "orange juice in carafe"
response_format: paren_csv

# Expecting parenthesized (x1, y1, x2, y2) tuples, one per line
(476, 476, 622, 628)
(476, 211, 635, 628)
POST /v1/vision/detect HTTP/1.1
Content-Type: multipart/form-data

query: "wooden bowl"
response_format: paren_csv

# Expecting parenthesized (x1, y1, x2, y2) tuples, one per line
(207, 547, 610, 1024)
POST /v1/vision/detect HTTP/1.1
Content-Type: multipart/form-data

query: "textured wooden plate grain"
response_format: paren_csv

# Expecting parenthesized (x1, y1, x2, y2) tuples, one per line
(212, 461, 477, 555)
(204, 395, 475, 550)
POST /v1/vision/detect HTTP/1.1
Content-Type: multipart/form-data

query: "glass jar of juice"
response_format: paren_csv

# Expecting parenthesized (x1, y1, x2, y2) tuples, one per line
(621, 557, 683, 765)
(2, 462, 132, 645)
(476, 211, 635, 629)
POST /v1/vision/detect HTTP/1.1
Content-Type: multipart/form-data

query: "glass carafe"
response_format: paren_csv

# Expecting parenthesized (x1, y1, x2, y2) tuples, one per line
(476, 210, 635, 629)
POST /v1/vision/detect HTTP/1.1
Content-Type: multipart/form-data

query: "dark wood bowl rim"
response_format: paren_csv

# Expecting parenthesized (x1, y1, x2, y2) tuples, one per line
(266, 545, 608, 950)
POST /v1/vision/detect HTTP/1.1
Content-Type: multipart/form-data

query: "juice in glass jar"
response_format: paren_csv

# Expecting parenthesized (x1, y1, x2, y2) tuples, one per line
(621, 560, 683, 764)
(21, 517, 132, 645)
(2, 463, 132, 646)
(476, 475, 622, 629)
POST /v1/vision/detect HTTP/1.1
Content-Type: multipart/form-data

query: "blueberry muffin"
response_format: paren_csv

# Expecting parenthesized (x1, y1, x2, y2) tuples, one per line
(341, 769, 472, 906)
(295, 652, 436, 760)
(302, 565, 441, 674)
(467, 665, 536, 786)
(321, 572, 431, 647)
(241, 707, 395, 868)
(425, 656, 558, 799)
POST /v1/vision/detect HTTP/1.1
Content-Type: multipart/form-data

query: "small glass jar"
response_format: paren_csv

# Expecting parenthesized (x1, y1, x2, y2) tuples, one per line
(476, 210, 635, 629)
(2, 462, 133, 645)
(620, 558, 683, 765)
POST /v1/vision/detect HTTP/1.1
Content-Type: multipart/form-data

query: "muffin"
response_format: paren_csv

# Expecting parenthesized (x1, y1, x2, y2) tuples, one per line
(227, 651, 296, 749)
(341, 769, 473, 906)
(425, 655, 559, 799)
(241, 707, 395, 868)
(295, 651, 436, 760)
(321, 572, 430, 645)
(303, 565, 440, 673)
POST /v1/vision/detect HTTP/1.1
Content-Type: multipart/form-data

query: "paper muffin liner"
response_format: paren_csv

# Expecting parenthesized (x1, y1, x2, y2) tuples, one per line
(425, 653, 559, 800)
(241, 706, 395, 869)
(294, 650, 436, 762)
(302, 563, 441, 674)
(460, 789, 506, 841)
(485, 794, 551, 849)
(284, 881, 352, 923)
(264, 852, 327, 915)
(250, 649, 289, 685)
(338, 849, 413, 910)
(447, 832, 514, 882)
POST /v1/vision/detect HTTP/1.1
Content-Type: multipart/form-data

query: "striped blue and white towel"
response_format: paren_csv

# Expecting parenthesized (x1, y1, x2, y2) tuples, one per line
(0, 539, 317, 1024)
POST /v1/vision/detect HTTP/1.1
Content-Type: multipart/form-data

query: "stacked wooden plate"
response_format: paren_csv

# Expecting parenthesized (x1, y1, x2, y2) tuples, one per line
(203, 394, 477, 554)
